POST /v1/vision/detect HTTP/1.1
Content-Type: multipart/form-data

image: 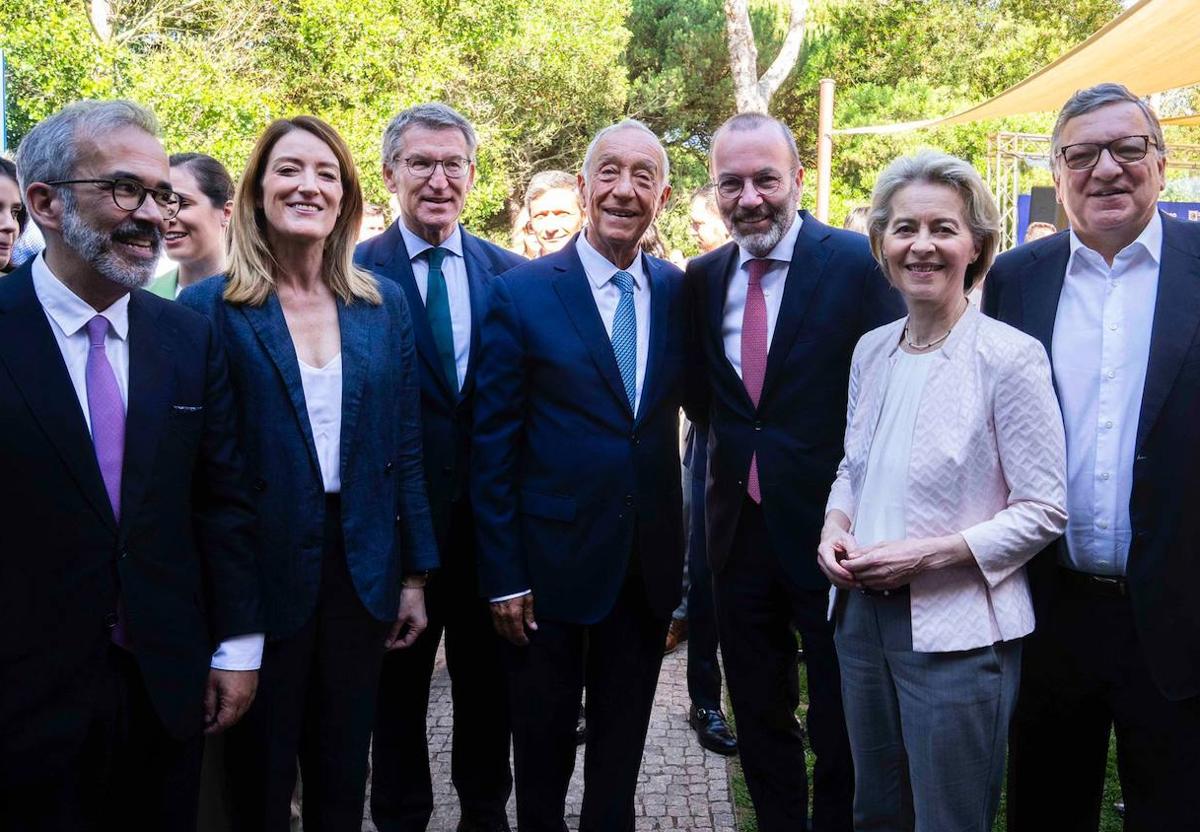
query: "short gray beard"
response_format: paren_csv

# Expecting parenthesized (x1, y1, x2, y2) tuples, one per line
(59, 192, 159, 290)
(728, 187, 799, 258)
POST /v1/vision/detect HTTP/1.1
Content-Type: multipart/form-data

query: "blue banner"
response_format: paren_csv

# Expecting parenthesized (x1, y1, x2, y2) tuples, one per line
(1018, 194, 1200, 245)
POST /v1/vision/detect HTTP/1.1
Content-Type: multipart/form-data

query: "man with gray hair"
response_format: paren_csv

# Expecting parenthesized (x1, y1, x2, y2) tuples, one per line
(986, 82, 1200, 831)
(0, 100, 262, 830)
(471, 118, 694, 831)
(687, 111, 902, 831)
(356, 102, 524, 832)
(524, 169, 585, 256)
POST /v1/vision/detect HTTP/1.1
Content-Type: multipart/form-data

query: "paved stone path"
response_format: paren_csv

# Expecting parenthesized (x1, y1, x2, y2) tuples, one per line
(362, 642, 737, 832)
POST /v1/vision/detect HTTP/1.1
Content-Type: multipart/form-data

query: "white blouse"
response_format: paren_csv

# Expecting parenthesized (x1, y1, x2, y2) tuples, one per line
(298, 353, 343, 494)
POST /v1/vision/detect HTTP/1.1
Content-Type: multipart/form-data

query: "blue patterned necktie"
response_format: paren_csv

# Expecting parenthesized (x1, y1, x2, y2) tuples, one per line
(424, 246, 459, 394)
(610, 270, 637, 410)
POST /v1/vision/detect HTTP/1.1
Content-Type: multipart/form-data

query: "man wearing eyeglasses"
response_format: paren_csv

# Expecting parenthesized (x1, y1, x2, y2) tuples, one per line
(0, 100, 262, 830)
(686, 112, 901, 832)
(985, 82, 1200, 832)
(356, 102, 524, 832)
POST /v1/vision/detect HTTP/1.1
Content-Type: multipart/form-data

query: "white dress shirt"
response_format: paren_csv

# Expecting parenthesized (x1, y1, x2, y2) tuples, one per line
(722, 213, 803, 377)
(31, 254, 264, 671)
(1052, 212, 1162, 576)
(576, 229, 652, 414)
(298, 353, 343, 494)
(398, 221, 472, 390)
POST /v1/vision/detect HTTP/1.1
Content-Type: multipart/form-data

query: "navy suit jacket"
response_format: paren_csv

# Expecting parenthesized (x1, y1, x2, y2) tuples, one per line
(983, 214, 1200, 701)
(0, 263, 261, 785)
(471, 237, 690, 623)
(688, 211, 904, 591)
(180, 275, 437, 639)
(355, 222, 525, 553)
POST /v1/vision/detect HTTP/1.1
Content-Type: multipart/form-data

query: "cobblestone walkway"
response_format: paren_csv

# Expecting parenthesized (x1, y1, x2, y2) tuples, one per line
(363, 643, 737, 832)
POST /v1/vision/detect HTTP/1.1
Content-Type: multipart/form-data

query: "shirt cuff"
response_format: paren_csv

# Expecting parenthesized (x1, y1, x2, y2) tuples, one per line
(210, 633, 265, 671)
(489, 590, 532, 603)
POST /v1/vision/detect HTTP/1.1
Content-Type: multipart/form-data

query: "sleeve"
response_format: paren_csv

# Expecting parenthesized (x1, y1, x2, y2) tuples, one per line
(681, 262, 710, 430)
(390, 291, 439, 574)
(824, 337, 867, 522)
(960, 338, 1068, 587)
(469, 277, 533, 599)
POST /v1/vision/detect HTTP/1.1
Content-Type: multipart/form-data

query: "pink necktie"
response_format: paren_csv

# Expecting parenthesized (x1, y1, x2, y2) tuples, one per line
(742, 259, 769, 503)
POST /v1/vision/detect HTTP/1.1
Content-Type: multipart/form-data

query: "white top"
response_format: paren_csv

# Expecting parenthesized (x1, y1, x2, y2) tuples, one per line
(576, 229, 651, 414)
(722, 213, 803, 378)
(397, 221, 472, 390)
(1053, 212, 1161, 576)
(30, 253, 263, 671)
(298, 353, 343, 494)
(853, 349, 936, 547)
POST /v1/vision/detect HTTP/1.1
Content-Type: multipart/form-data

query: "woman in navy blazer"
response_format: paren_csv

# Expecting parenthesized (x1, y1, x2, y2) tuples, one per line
(181, 116, 437, 832)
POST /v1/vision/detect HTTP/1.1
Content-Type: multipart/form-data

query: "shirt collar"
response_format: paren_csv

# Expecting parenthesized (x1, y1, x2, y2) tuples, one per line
(1067, 210, 1162, 273)
(737, 211, 803, 272)
(397, 220, 464, 261)
(576, 228, 646, 291)
(31, 252, 130, 340)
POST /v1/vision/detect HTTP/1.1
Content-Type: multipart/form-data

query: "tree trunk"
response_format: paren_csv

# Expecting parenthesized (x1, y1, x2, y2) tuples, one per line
(89, 0, 111, 41)
(723, 0, 809, 114)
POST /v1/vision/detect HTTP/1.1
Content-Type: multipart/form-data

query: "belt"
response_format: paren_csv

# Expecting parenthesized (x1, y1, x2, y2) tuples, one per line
(859, 585, 910, 598)
(1058, 567, 1128, 599)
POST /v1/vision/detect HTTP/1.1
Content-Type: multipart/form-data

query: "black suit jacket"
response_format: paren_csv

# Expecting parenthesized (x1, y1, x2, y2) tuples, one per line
(355, 223, 525, 555)
(983, 214, 1200, 701)
(688, 212, 904, 591)
(0, 262, 261, 786)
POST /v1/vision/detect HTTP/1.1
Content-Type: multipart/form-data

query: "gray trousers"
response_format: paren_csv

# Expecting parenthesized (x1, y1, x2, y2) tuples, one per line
(834, 590, 1021, 832)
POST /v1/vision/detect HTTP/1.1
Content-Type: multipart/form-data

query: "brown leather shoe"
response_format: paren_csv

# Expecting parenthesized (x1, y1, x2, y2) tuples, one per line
(664, 618, 688, 654)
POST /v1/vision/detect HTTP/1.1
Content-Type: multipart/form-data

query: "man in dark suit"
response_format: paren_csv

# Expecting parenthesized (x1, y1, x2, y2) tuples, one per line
(0, 100, 261, 831)
(359, 102, 524, 832)
(688, 112, 902, 832)
(985, 83, 1200, 832)
(471, 119, 690, 832)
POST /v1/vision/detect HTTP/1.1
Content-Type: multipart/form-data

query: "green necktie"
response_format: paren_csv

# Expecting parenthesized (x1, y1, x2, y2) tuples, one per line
(424, 247, 459, 394)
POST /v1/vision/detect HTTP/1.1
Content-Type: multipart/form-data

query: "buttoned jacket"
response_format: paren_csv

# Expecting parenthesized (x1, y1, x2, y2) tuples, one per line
(826, 304, 1067, 652)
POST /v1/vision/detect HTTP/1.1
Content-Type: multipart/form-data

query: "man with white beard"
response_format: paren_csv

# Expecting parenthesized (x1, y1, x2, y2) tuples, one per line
(0, 100, 262, 831)
(685, 112, 902, 832)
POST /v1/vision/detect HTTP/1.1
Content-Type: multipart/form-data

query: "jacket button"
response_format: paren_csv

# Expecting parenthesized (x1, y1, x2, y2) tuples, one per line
(624, 494, 635, 507)
(442, 465, 453, 475)
(630, 433, 639, 444)
(104, 612, 119, 629)
(253, 478, 267, 492)
(754, 420, 763, 431)
(395, 514, 402, 524)
(384, 462, 395, 474)
(119, 549, 130, 560)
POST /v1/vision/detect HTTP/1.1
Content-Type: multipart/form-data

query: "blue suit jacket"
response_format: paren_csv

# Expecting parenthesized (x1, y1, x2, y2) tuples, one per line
(180, 276, 437, 639)
(471, 236, 690, 623)
(355, 223, 525, 553)
(687, 211, 904, 591)
(983, 214, 1200, 701)
(0, 263, 261, 784)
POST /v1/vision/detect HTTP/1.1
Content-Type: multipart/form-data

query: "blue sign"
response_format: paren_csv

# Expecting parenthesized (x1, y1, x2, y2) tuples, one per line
(1018, 193, 1200, 244)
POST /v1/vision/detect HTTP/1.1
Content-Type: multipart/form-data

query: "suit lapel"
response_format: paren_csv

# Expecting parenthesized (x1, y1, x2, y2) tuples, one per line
(1021, 237, 1070, 357)
(553, 243, 634, 418)
(120, 292, 174, 533)
(705, 244, 753, 410)
(637, 253, 670, 423)
(1136, 217, 1200, 451)
(0, 266, 117, 532)
(762, 214, 831, 399)
(238, 295, 322, 482)
(371, 223, 453, 401)
(337, 297, 372, 478)
(461, 232, 492, 399)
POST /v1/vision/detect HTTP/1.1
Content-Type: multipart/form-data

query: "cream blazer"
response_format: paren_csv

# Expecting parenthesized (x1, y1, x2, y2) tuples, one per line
(826, 304, 1067, 652)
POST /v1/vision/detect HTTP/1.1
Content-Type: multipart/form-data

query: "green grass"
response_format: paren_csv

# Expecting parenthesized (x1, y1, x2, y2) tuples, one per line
(727, 659, 1125, 832)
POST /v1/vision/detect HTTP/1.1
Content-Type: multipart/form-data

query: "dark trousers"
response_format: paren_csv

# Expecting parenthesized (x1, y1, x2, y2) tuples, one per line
(684, 437, 722, 711)
(1007, 574, 1200, 832)
(2, 646, 204, 832)
(715, 499, 853, 832)
(226, 496, 390, 832)
(372, 501, 512, 831)
(504, 567, 670, 832)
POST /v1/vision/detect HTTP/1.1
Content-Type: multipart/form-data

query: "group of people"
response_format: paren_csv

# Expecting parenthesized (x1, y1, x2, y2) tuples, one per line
(0, 79, 1197, 832)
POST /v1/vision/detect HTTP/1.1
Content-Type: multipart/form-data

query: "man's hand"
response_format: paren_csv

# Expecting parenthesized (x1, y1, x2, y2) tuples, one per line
(491, 593, 537, 646)
(204, 669, 258, 735)
(385, 586, 428, 650)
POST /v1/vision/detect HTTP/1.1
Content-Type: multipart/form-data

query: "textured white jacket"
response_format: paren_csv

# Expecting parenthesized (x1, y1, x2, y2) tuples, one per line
(826, 304, 1067, 652)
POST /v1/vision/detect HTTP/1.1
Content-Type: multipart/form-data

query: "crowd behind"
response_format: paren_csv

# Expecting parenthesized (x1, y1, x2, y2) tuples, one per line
(1, 79, 1198, 832)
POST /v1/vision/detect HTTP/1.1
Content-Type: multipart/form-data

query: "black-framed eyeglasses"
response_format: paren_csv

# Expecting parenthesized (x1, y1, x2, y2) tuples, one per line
(715, 173, 787, 200)
(395, 157, 472, 179)
(1057, 135, 1158, 171)
(45, 177, 182, 219)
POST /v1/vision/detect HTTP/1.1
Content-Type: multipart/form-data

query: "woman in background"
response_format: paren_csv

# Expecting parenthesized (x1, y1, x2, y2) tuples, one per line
(0, 158, 27, 272)
(149, 152, 233, 297)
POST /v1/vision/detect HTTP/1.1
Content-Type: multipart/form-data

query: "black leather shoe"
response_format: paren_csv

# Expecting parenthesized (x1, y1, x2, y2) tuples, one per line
(689, 705, 738, 756)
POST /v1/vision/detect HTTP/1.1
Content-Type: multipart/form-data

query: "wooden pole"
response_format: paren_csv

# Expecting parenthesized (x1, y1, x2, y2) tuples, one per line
(816, 78, 834, 222)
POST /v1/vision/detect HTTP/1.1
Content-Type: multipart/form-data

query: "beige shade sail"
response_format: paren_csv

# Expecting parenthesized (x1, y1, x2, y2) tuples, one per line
(1163, 114, 1200, 127)
(835, 0, 1200, 135)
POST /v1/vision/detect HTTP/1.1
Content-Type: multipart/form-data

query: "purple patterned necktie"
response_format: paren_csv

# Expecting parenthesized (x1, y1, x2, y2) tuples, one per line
(86, 315, 128, 645)
(742, 259, 769, 504)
